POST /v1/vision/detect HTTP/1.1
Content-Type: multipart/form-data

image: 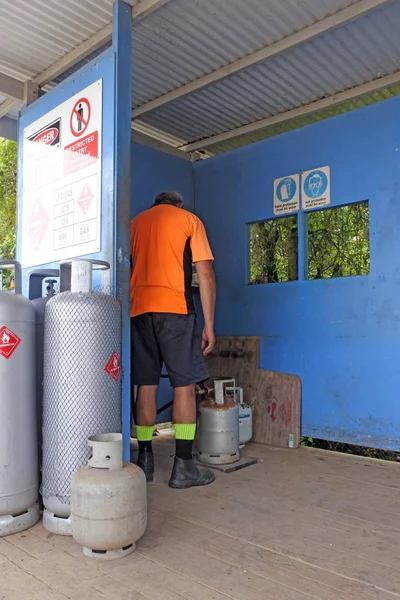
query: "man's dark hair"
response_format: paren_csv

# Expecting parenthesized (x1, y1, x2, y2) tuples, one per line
(153, 191, 183, 207)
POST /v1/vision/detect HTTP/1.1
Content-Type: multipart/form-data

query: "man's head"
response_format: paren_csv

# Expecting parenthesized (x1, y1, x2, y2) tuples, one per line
(153, 191, 184, 209)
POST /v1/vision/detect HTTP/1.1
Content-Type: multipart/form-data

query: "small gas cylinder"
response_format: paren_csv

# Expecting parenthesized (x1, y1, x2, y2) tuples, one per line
(197, 379, 240, 465)
(226, 385, 253, 446)
(71, 433, 147, 560)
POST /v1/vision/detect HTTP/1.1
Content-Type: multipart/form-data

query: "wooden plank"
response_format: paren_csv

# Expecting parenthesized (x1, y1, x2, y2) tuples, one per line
(205, 336, 301, 448)
(145, 510, 388, 600)
(147, 487, 400, 597)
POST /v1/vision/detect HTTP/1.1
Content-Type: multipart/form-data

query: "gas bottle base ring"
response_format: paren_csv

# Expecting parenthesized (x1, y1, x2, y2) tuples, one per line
(43, 508, 72, 536)
(197, 450, 240, 466)
(83, 543, 136, 560)
(0, 502, 40, 537)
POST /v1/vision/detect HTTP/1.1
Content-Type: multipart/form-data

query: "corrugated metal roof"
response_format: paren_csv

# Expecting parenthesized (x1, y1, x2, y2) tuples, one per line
(206, 84, 400, 154)
(131, 0, 360, 107)
(0, 0, 400, 155)
(0, 0, 113, 80)
(135, 1, 400, 142)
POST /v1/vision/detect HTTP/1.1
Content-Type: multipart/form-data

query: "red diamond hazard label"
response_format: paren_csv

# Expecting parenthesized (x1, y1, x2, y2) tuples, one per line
(0, 326, 21, 359)
(27, 200, 49, 251)
(104, 351, 121, 381)
(77, 183, 94, 215)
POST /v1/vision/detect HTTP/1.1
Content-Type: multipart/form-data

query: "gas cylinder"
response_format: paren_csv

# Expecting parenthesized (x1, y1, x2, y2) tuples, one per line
(197, 379, 240, 465)
(71, 433, 147, 559)
(225, 385, 253, 446)
(0, 260, 39, 536)
(28, 269, 59, 474)
(42, 259, 122, 535)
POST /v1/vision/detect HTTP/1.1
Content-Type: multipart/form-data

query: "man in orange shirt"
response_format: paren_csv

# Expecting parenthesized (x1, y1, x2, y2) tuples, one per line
(130, 191, 216, 488)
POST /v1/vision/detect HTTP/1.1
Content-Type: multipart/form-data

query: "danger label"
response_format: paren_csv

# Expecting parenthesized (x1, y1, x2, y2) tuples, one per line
(104, 351, 121, 381)
(28, 118, 61, 148)
(0, 326, 21, 359)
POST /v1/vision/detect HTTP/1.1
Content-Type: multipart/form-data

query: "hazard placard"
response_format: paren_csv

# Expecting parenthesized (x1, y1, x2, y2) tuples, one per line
(104, 351, 121, 382)
(78, 183, 94, 214)
(0, 326, 21, 359)
(21, 79, 102, 268)
(27, 200, 50, 252)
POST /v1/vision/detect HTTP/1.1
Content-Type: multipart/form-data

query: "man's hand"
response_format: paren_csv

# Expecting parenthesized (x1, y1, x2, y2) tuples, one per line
(201, 325, 215, 356)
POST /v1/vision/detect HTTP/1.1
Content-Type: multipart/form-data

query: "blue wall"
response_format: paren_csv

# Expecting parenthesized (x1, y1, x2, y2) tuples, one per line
(131, 144, 194, 214)
(194, 96, 400, 450)
(131, 143, 194, 421)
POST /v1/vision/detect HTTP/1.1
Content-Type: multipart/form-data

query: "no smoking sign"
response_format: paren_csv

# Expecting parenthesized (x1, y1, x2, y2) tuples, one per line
(70, 97, 91, 137)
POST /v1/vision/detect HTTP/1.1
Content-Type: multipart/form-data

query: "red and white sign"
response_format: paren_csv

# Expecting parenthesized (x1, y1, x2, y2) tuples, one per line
(64, 131, 98, 176)
(77, 183, 94, 214)
(104, 351, 121, 382)
(21, 79, 102, 268)
(70, 97, 91, 137)
(27, 199, 50, 251)
(28, 118, 61, 148)
(0, 326, 21, 359)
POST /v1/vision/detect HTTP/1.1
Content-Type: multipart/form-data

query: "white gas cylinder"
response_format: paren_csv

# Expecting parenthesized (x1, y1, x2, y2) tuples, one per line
(227, 385, 253, 446)
(71, 433, 147, 559)
(238, 402, 253, 445)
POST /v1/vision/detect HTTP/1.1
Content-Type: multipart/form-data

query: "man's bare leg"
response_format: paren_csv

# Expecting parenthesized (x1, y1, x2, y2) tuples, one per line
(135, 385, 157, 482)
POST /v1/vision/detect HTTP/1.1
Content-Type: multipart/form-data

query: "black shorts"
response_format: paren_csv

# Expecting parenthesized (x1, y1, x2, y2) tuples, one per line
(131, 313, 208, 388)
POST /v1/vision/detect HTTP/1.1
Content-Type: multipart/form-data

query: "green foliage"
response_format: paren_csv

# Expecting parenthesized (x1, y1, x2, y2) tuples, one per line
(307, 201, 370, 280)
(0, 138, 17, 289)
(249, 216, 298, 284)
(249, 201, 370, 285)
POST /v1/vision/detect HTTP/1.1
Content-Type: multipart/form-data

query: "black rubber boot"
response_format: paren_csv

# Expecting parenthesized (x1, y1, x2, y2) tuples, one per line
(169, 457, 215, 489)
(137, 450, 154, 483)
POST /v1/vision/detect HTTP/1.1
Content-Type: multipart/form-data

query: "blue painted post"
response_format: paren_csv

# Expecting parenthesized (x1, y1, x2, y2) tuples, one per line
(297, 209, 307, 281)
(113, 0, 133, 461)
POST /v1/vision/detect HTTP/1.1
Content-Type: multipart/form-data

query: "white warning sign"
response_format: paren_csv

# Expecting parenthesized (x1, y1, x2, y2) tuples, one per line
(21, 79, 102, 268)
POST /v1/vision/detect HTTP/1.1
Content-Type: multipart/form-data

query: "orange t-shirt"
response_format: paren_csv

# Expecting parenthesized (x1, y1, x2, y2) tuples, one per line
(130, 204, 214, 317)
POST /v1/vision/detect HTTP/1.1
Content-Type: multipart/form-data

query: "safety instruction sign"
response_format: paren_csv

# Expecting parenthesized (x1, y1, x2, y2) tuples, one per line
(302, 166, 330, 210)
(21, 80, 102, 268)
(273, 174, 300, 215)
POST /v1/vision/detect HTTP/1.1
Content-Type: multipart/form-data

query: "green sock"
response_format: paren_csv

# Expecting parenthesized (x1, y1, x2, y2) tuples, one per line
(174, 424, 196, 441)
(136, 425, 154, 442)
(174, 424, 196, 460)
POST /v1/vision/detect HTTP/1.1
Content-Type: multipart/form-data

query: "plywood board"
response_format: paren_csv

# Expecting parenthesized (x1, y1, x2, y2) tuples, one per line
(205, 336, 301, 448)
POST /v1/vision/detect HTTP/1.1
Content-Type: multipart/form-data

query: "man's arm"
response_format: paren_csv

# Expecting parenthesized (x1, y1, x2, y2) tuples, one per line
(195, 260, 216, 356)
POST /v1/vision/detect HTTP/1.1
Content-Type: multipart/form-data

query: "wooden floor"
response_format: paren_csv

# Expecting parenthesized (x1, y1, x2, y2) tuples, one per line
(1, 434, 400, 600)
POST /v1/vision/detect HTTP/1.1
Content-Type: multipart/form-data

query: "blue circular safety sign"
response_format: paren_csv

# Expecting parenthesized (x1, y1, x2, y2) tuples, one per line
(276, 177, 297, 203)
(303, 170, 328, 199)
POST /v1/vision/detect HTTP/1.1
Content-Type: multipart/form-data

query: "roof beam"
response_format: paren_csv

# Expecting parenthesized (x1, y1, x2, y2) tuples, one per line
(0, 98, 18, 120)
(131, 0, 171, 21)
(0, 72, 24, 101)
(34, 0, 171, 88)
(0, 116, 17, 142)
(181, 70, 400, 152)
(33, 25, 112, 87)
(132, 0, 393, 119)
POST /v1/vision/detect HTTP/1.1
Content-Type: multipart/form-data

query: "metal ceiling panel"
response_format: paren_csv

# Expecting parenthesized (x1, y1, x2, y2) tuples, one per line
(131, 0, 360, 106)
(135, 1, 400, 143)
(0, 0, 113, 80)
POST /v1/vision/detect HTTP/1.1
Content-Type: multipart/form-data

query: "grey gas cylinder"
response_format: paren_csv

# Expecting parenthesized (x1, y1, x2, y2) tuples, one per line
(28, 268, 59, 474)
(0, 260, 39, 536)
(197, 379, 240, 465)
(42, 259, 122, 536)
